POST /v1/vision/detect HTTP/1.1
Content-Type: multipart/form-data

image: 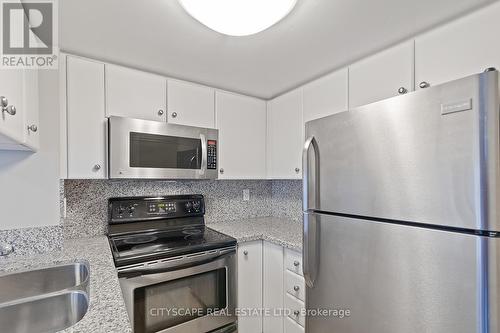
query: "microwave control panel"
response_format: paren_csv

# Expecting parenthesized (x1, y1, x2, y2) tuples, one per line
(207, 140, 217, 170)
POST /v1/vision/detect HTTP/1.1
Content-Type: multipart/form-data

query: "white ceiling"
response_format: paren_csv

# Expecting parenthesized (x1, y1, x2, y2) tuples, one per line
(60, 0, 497, 99)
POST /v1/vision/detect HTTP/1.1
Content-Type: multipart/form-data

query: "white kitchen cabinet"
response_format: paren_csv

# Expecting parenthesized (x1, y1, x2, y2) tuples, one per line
(238, 241, 263, 333)
(66, 56, 107, 179)
(415, 2, 500, 89)
(267, 89, 303, 179)
(105, 64, 166, 122)
(0, 67, 26, 149)
(216, 91, 267, 179)
(167, 79, 215, 128)
(303, 68, 348, 122)
(263, 242, 284, 333)
(349, 41, 414, 108)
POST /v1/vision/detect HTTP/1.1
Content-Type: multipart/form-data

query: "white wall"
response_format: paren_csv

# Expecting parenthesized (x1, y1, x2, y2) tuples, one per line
(0, 70, 60, 230)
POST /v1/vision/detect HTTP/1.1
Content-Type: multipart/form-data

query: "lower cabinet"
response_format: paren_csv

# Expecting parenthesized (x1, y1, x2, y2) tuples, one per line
(238, 241, 263, 333)
(238, 242, 304, 333)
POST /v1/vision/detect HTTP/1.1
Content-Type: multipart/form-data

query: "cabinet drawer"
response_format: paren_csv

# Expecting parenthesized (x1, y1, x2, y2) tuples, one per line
(285, 270, 305, 302)
(284, 293, 305, 327)
(284, 317, 305, 333)
(285, 249, 303, 276)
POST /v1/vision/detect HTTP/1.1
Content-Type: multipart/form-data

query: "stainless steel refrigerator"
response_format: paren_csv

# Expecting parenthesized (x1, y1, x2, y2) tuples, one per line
(302, 69, 500, 333)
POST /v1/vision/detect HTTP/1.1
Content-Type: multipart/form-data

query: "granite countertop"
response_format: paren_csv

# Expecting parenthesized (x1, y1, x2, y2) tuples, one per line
(209, 217, 302, 251)
(0, 236, 131, 333)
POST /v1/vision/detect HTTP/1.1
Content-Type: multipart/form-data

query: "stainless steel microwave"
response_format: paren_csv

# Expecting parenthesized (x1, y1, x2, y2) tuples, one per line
(108, 116, 218, 179)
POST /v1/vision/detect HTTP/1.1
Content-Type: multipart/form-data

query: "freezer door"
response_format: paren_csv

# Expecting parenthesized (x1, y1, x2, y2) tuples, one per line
(304, 213, 500, 333)
(304, 70, 500, 231)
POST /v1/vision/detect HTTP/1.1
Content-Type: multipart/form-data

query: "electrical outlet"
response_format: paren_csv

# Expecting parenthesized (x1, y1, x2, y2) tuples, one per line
(243, 189, 250, 201)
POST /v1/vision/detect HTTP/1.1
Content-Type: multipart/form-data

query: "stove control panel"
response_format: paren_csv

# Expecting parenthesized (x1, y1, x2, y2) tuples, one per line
(108, 195, 205, 223)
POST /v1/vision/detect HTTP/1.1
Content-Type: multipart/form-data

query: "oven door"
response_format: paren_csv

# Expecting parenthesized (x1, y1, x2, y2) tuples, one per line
(109, 116, 218, 179)
(118, 248, 237, 333)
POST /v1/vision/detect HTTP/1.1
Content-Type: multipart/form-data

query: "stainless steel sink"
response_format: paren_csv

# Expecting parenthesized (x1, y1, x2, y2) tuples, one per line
(0, 261, 89, 303)
(0, 261, 90, 333)
(0, 291, 89, 333)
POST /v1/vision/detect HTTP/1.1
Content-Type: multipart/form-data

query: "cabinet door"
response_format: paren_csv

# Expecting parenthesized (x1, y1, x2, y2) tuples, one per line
(167, 79, 215, 128)
(263, 242, 284, 333)
(303, 68, 348, 122)
(22, 69, 39, 150)
(0, 68, 25, 146)
(105, 64, 166, 121)
(216, 91, 266, 179)
(66, 56, 107, 178)
(349, 41, 414, 108)
(415, 2, 500, 89)
(267, 89, 303, 179)
(238, 241, 263, 333)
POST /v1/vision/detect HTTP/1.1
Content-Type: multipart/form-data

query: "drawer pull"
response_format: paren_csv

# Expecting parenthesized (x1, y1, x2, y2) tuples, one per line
(293, 260, 300, 267)
(293, 285, 300, 291)
(243, 250, 248, 256)
(293, 310, 300, 316)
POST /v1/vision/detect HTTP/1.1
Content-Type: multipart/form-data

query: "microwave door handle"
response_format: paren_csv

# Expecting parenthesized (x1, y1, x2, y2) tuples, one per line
(200, 133, 207, 176)
(303, 136, 320, 288)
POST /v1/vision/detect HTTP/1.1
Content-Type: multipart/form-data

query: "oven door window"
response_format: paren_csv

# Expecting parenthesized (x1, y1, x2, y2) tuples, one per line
(134, 268, 227, 333)
(130, 132, 202, 169)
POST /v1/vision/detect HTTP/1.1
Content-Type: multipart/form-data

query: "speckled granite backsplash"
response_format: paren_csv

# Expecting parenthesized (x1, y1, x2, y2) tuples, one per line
(62, 179, 302, 239)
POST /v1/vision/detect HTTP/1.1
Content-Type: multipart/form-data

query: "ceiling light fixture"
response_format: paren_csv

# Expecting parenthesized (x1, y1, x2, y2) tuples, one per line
(178, 0, 297, 37)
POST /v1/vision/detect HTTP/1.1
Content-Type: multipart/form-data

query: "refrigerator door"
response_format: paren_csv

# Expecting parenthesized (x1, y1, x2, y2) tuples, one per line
(304, 212, 500, 333)
(304, 70, 500, 232)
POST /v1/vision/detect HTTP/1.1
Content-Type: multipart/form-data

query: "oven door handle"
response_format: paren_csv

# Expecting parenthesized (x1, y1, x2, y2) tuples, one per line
(118, 248, 235, 278)
(200, 133, 207, 176)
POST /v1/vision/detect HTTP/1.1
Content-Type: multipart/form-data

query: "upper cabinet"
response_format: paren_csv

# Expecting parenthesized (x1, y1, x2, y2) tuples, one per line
(267, 89, 303, 179)
(66, 56, 107, 179)
(216, 91, 267, 179)
(349, 41, 414, 108)
(415, 2, 500, 89)
(303, 68, 348, 122)
(167, 79, 215, 128)
(0, 67, 39, 151)
(105, 64, 167, 122)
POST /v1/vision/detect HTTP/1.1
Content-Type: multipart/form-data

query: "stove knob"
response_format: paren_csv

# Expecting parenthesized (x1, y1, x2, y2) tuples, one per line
(118, 206, 125, 215)
(128, 206, 135, 214)
(192, 201, 201, 211)
(185, 202, 193, 212)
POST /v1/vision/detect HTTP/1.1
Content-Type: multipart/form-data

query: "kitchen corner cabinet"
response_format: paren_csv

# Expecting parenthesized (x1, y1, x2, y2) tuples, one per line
(105, 64, 167, 122)
(349, 40, 414, 108)
(267, 89, 303, 179)
(216, 91, 267, 179)
(238, 241, 263, 333)
(415, 1, 500, 90)
(303, 68, 348, 123)
(66, 56, 107, 179)
(167, 79, 215, 128)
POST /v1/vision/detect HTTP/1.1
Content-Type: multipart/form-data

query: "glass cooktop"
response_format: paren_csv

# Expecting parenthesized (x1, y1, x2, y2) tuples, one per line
(109, 226, 236, 267)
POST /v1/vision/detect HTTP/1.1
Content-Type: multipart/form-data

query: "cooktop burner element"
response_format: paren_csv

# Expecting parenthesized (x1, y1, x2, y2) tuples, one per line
(107, 195, 236, 267)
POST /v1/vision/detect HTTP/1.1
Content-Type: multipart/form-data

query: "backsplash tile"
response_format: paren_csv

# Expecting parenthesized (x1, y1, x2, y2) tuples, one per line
(63, 179, 273, 238)
(271, 180, 302, 223)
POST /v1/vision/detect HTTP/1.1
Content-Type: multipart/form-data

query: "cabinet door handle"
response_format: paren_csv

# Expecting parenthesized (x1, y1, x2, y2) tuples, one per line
(243, 250, 248, 255)
(27, 124, 38, 132)
(293, 310, 300, 316)
(171, 111, 178, 118)
(397, 87, 408, 94)
(293, 260, 300, 267)
(419, 81, 430, 89)
(3, 105, 16, 116)
(94, 164, 101, 171)
(219, 168, 224, 174)
(158, 109, 164, 116)
(295, 167, 300, 173)
(293, 285, 300, 291)
(0, 96, 7, 108)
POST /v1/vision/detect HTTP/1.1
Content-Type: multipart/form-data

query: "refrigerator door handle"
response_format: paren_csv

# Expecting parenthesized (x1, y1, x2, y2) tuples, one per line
(303, 136, 320, 288)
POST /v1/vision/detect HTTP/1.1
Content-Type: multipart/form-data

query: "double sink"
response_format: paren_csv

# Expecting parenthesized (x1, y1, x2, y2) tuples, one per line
(0, 260, 90, 333)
